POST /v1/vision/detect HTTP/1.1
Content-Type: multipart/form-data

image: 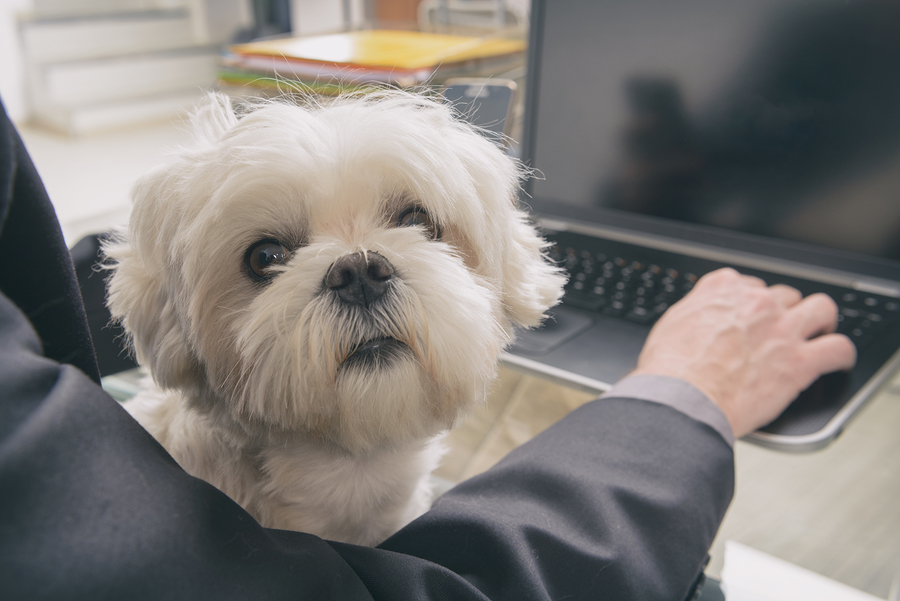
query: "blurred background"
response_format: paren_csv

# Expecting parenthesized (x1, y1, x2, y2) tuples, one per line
(0, 0, 529, 244)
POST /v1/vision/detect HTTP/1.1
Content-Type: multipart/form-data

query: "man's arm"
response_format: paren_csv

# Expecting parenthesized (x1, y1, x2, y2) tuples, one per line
(366, 394, 734, 600)
(352, 268, 858, 600)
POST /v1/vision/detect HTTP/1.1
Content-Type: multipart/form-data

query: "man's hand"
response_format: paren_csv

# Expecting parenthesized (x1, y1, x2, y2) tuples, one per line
(632, 268, 857, 438)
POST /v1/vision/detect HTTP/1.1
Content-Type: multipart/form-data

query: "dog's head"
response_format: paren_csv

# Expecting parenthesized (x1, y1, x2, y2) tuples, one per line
(105, 91, 565, 454)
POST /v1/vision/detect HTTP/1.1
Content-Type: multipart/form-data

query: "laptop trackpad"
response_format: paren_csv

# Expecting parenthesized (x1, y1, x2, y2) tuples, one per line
(513, 306, 595, 355)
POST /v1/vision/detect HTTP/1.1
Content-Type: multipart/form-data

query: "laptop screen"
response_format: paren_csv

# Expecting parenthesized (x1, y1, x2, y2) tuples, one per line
(523, 0, 900, 278)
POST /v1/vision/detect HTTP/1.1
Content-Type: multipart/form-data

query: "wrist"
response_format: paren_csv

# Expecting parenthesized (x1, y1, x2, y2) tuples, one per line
(604, 373, 735, 446)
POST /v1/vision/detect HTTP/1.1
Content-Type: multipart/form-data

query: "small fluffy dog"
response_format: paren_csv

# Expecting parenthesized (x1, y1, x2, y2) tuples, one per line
(105, 90, 565, 545)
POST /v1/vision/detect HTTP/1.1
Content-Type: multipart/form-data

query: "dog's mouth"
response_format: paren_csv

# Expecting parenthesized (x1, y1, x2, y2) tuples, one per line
(341, 336, 411, 369)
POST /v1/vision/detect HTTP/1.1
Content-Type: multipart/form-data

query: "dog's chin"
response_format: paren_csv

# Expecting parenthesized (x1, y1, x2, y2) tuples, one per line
(340, 337, 412, 372)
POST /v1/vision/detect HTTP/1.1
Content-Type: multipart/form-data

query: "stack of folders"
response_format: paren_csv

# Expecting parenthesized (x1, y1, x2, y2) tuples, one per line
(219, 29, 525, 95)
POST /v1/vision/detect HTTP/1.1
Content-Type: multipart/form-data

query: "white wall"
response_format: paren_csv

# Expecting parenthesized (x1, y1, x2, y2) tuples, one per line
(0, 0, 32, 122)
(291, 0, 365, 35)
(0, 0, 255, 124)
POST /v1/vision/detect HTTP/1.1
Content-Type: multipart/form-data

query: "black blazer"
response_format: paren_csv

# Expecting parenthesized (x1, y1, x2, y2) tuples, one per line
(0, 98, 733, 600)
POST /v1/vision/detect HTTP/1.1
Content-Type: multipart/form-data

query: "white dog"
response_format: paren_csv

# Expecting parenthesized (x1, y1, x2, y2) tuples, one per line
(104, 90, 565, 546)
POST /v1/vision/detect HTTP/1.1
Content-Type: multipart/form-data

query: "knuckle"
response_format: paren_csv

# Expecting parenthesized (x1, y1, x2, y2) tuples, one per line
(747, 286, 774, 306)
(704, 267, 737, 283)
(815, 292, 839, 313)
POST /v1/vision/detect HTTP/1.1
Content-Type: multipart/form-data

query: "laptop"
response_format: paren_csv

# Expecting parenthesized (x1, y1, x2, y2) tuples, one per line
(503, 0, 900, 451)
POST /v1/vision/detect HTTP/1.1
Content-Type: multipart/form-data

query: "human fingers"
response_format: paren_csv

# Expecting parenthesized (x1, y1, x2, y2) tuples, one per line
(789, 292, 841, 338)
(692, 267, 765, 294)
(768, 283, 803, 308)
(803, 332, 857, 376)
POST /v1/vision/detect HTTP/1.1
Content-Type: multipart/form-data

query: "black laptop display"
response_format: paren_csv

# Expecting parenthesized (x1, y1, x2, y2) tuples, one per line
(507, 0, 900, 451)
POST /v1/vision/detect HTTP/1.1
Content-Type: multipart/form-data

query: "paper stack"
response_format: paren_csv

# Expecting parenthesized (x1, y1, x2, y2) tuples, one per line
(219, 29, 525, 94)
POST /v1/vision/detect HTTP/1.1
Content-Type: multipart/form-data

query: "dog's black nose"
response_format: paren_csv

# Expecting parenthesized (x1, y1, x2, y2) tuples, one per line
(325, 251, 395, 307)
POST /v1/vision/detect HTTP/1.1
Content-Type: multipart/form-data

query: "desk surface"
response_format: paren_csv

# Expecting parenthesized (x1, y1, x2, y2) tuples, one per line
(709, 370, 900, 595)
(437, 366, 900, 598)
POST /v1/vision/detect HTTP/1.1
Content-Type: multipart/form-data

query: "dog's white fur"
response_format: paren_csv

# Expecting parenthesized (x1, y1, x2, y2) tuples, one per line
(105, 90, 565, 545)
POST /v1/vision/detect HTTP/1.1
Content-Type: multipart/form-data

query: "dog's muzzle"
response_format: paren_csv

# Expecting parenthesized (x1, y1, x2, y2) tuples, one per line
(324, 251, 417, 370)
(324, 251, 394, 308)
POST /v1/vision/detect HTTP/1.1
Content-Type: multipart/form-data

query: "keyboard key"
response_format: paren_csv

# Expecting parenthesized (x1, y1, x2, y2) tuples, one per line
(625, 306, 654, 324)
(603, 300, 626, 317)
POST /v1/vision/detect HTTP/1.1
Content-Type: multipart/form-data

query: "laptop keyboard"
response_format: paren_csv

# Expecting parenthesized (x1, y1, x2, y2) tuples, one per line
(547, 231, 900, 353)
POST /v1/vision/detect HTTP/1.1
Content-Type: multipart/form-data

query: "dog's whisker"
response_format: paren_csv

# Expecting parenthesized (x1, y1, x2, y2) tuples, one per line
(298, 299, 326, 375)
(314, 241, 339, 261)
(404, 291, 435, 374)
(369, 294, 417, 358)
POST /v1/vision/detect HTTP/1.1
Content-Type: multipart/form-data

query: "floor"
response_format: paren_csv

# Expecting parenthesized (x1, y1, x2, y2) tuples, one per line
(18, 117, 900, 599)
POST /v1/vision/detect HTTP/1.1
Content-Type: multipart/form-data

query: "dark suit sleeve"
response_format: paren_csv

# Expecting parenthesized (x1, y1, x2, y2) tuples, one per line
(0, 102, 99, 384)
(358, 396, 734, 600)
(0, 97, 733, 600)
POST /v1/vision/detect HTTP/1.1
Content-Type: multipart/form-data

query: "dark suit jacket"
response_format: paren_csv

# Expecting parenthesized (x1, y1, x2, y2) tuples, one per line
(0, 98, 733, 600)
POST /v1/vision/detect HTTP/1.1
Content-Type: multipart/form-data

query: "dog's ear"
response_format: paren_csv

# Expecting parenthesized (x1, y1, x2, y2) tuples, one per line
(103, 170, 202, 390)
(101, 94, 241, 388)
(104, 246, 201, 389)
(501, 210, 567, 328)
(439, 111, 566, 329)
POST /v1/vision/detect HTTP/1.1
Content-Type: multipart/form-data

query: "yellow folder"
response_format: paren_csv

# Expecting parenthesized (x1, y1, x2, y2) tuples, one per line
(230, 29, 525, 73)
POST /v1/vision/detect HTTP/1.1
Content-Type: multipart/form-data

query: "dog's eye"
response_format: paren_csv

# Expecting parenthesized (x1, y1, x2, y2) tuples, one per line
(397, 208, 440, 240)
(246, 240, 287, 281)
